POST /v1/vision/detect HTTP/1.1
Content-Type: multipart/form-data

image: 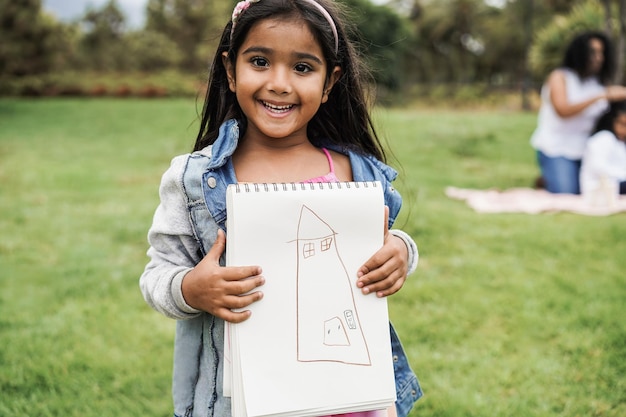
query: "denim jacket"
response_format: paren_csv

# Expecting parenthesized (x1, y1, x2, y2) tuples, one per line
(140, 119, 422, 417)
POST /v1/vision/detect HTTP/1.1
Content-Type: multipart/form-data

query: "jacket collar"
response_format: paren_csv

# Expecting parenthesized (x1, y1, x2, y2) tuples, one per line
(198, 119, 240, 170)
(198, 119, 397, 184)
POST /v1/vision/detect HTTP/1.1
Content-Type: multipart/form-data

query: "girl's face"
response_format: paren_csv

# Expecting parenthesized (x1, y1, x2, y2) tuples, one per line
(613, 112, 626, 141)
(587, 37, 604, 75)
(224, 17, 340, 144)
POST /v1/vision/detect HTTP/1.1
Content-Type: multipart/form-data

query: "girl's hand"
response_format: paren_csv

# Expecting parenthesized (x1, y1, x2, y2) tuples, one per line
(356, 207, 408, 297)
(181, 229, 265, 323)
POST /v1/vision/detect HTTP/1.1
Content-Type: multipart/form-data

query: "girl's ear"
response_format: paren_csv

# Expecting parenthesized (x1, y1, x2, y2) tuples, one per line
(222, 52, 236, 93)
(322, 66, 342, 103)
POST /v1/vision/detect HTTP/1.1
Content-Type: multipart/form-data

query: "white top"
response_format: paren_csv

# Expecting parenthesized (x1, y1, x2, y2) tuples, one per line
(580, 130, 626, 194)
(530, 68, 608, 159)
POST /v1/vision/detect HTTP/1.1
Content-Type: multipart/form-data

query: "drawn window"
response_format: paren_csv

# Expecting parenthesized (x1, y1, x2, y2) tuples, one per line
(320, 237, 333, 252)
(303, 242, 315, 258)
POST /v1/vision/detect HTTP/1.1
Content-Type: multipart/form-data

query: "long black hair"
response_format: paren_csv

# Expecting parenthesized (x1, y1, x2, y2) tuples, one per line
(562, 31, 615, 84)
(193, 0, 386, 162)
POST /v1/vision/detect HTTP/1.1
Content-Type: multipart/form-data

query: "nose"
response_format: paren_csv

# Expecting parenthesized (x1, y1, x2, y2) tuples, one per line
(591, 51, 603, 63)
(589, 47, 604, 64)
(266, 66, 292, 95)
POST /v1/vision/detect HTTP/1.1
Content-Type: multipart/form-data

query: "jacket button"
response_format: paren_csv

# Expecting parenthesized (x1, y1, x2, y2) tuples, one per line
(207, 176, 217, 188)
(393, 355, 399, 362)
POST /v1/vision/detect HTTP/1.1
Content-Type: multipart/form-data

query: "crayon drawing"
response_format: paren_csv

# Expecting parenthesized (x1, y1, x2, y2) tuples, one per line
(294, 205, 371, 366)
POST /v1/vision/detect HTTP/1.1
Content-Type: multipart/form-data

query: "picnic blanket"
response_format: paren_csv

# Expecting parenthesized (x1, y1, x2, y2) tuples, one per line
(445, 186, 626, 216)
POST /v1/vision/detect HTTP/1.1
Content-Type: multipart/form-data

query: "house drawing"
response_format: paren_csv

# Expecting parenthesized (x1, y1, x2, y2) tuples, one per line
(293, 205, 371, 366)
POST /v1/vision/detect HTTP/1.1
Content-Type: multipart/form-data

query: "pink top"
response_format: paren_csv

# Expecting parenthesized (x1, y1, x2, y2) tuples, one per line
(323, 409, 388, 417)
(303, 148, 386, 417)
(322, 410, 387, 417)
(302, 148, 341, 183)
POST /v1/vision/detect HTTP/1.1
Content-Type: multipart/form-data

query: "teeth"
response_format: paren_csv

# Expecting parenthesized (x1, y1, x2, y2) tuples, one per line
(263, 101, 293, 112)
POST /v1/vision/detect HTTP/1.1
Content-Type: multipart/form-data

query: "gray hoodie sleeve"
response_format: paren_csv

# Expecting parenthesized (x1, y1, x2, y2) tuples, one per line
(139, 155, 203, 320)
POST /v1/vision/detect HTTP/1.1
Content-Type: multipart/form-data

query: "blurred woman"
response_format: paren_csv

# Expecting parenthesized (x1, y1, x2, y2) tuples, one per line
(530, 31, 626, 194)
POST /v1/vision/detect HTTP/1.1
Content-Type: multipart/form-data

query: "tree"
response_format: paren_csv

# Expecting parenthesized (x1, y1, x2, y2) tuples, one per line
(406, 0, 498, 84)
(79, 0, 128, 70)
(125, 30, 183, 71)
(0, 0, 68, 77)
(392, 0, 589, 87)
(615, 0, 626, 84)
(600, 0, 626, 82)
(341, 0, 413, 91)
(146, 0, 231, 73)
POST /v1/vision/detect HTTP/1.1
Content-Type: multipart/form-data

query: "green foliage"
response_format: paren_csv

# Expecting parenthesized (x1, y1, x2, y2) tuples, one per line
(145, 0, 231, 73)
(529, 0, 604, 79)
(0, 0, 69, 76)
(1, 99, 625, 417)
(125, 30, 184, 71)
(1, 0, 616, 96)
(82, 0, 126, 38)
(79, 0, 127, 71)
(340, 0, 412, 90)
(0, 71, 201, 97)
(397, 82, 520, 109)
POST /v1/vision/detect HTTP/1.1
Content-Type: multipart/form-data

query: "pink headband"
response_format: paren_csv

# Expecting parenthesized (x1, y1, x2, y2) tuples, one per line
(231, 0, 339, 54)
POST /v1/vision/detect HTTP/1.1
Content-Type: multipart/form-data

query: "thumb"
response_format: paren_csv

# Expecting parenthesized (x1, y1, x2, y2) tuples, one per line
(205, 228, 227, 263)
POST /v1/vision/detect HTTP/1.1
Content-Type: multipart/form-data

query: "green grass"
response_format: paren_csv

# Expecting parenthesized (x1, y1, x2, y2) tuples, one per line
(1, 98, 624, 417)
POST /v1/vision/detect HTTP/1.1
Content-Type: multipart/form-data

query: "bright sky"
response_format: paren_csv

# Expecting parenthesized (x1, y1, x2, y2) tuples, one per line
(43, 0, 149, 28)
(484, 0, 506, 7)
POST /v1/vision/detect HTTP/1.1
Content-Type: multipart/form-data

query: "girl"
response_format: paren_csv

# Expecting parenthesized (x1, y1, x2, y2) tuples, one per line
(529, 31, 626, 194)
(140, 0, 421, 416)
(580, 100, 626, 196)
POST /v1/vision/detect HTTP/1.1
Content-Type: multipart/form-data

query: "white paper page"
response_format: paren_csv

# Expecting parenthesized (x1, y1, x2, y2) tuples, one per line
(226, 182, 396, 417)
(223, 321, 232, 397)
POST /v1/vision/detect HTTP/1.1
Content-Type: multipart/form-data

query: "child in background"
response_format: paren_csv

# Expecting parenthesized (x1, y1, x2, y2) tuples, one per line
(139, 0, 422, 416)
(580, 100, 626, 199)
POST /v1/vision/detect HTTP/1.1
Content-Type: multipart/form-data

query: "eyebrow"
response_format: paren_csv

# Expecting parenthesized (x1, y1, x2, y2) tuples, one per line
(241, 46, 324, 65)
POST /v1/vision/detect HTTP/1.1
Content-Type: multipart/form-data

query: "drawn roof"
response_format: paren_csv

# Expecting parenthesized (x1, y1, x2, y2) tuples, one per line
(296, 205, 336, 240)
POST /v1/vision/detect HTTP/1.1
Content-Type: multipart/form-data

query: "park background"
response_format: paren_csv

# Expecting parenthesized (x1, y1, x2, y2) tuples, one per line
(1, 0, 625, 416)
(4, 0, 626, 104)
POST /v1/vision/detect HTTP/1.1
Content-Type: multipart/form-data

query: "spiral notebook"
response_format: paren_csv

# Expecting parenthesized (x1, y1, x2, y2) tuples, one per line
(224, 181, 396, 417)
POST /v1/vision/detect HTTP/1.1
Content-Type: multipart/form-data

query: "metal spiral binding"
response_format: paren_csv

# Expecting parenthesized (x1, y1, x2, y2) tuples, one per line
(233, 181, 378, 193)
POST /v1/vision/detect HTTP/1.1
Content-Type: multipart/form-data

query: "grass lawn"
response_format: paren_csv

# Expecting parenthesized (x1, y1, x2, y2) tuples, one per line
(0, 98, 624, 417)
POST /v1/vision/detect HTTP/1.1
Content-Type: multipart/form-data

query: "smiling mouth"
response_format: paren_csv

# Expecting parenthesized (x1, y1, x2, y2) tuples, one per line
(261, 101, 294, 113)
